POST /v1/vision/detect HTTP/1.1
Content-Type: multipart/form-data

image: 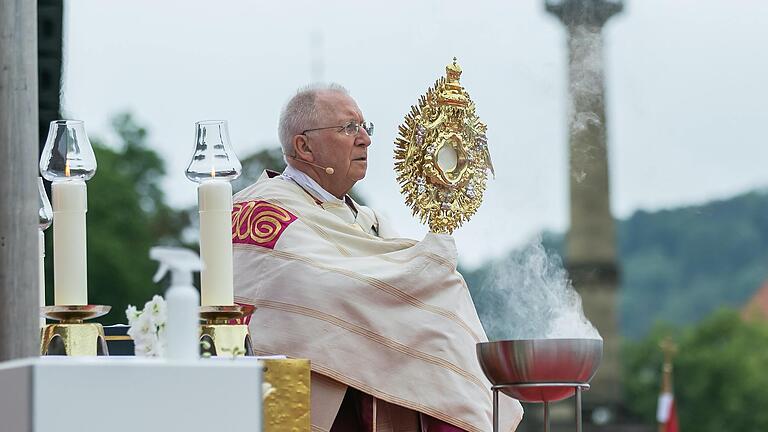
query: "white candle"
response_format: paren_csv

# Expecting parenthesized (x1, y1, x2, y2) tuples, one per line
(39, 230, 46, 327)
(51, 180, 88, 305)
(198, 179, 233, 306)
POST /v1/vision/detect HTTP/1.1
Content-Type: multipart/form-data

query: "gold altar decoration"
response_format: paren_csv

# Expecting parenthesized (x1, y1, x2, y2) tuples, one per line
(199, 304, 255, 357)
(40, 305, 110, 356)
(394, 58, 494, 234)
(262, 358, 311, 432)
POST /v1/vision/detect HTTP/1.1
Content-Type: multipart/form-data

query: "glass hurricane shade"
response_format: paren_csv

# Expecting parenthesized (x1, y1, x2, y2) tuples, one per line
(39, 120, 97, 182)
(185, 120, 242, 183)
(38, 177, 53, 231)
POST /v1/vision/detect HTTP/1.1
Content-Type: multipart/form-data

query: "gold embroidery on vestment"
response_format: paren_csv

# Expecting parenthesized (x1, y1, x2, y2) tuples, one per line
(232, 200, 294, 245)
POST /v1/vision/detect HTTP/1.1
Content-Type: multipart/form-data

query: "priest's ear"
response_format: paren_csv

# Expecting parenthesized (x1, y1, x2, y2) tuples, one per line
(291, 134, 314, 162)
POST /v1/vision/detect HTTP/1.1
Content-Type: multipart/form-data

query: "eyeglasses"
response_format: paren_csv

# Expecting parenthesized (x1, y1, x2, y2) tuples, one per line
(302, 121, 374, 137)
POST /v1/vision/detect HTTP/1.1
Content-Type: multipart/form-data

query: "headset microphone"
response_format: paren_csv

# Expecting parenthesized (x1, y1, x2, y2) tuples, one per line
(288, 155, 335, 175)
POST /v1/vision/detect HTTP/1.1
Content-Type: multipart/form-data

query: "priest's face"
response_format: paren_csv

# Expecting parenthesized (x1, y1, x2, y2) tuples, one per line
(304, 92, 372, 197)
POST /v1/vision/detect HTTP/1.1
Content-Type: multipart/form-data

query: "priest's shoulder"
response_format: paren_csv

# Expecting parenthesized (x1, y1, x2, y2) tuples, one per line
(234, 170, 301, 204)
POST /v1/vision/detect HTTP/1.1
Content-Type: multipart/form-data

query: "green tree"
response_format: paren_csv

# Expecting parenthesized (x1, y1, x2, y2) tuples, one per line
(232, 147, 286, 194)
(623, 310, 768, 431)
(44, 113, 189, 324)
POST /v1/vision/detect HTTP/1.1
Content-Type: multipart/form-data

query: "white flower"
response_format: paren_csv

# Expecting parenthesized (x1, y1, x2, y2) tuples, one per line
(156, 323, 168, 353)
(143, 333, 164, 357)
(126, 295, 168, 358)
(128, 315, 154, 345)
(144, 295, 167, 327)
(134, 344, 150, 357)
(125, 305, 141, 325)
(155, 341, 165, 357)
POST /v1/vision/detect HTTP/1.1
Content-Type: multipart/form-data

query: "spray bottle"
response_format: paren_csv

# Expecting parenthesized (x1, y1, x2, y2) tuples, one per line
(150, 246, 201, 361)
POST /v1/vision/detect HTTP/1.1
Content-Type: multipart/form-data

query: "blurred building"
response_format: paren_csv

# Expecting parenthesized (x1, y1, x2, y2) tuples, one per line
(741, 280, 768, 321)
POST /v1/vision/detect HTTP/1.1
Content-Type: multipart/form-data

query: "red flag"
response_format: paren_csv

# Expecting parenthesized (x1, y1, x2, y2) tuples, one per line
(665, 399, 679, 432)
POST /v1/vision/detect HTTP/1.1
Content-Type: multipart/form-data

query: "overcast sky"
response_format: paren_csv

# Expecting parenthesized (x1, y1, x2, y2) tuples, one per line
(62, 0, 768, 268)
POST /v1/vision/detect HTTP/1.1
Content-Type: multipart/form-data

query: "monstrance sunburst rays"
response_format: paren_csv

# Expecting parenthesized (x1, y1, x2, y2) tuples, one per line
(394, 58, 494, 234)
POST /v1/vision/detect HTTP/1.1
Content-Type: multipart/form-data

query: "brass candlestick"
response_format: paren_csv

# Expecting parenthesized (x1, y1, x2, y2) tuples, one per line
(199, 304, 255, 357)
(40, 305, 111, 356)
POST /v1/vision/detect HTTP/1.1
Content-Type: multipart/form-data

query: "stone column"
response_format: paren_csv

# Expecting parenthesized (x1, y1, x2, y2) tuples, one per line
(0, 0, 40, 361)
(546, 0, 623, 418)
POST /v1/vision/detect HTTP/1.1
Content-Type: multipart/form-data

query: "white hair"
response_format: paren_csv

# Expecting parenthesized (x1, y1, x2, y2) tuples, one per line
(278, 83, 350, 158)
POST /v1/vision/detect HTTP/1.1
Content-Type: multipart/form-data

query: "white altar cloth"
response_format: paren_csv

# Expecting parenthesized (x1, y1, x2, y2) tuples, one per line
(0, 356, 263, 432)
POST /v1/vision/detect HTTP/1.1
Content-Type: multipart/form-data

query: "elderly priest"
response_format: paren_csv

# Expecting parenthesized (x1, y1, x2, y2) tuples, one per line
(232, 84, 522, 432)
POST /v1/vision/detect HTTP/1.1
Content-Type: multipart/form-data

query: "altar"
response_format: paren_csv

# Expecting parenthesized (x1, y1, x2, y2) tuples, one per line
(0, 355, 310, 432)
(0, 356, 262, 432)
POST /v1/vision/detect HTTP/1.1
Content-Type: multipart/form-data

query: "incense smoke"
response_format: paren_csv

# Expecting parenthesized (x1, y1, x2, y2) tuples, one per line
(567, 26, 607, 184)
(478, 238, 600, 341)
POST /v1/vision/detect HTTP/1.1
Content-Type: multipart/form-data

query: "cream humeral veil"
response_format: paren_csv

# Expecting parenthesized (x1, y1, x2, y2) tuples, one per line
(233, 172, 522, 432)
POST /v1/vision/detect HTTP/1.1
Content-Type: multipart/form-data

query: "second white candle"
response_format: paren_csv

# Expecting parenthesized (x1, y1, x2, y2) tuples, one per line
(198, 179, 234, 306)
(51, 180, 88, 305)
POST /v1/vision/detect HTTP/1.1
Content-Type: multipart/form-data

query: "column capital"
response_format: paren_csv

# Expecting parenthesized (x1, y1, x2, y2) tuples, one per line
(545, 0, 623, 28)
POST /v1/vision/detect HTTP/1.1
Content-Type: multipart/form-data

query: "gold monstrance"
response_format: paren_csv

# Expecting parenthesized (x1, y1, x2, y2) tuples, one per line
(395, 58, 494, 234)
